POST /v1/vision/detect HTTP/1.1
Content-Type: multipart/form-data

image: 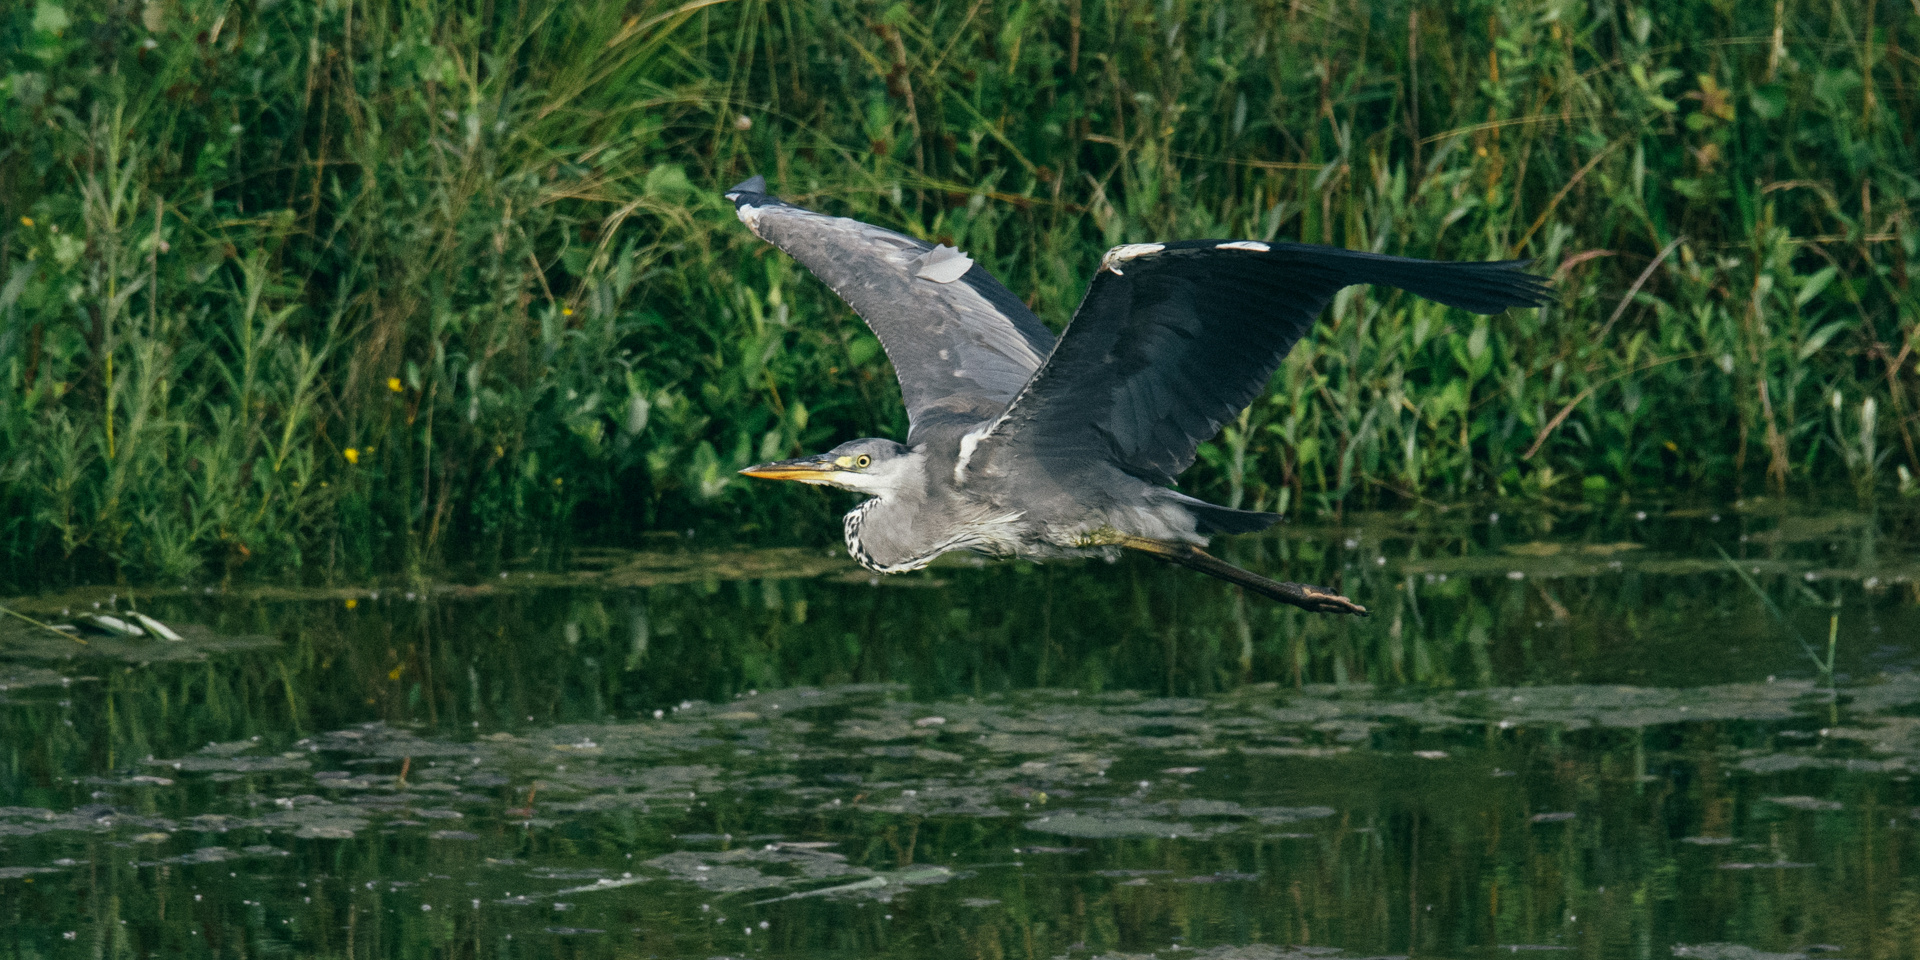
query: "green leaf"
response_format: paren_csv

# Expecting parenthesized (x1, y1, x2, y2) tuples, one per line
(644, 164, 692, 199)
(1748, 85, 1787, 120)
(1793, 266, 1837, 309)
(32, 2, 70, 34)
(51, 233, 84, 268)
(847, 334, 882, 367)
(1797, 320, 1851, 362)
(622, 392, 650, 435)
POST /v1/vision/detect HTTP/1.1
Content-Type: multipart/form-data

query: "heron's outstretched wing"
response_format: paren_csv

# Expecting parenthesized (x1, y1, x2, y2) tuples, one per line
(974, 240, 1552, 485)
(725, 177, 1056, 438)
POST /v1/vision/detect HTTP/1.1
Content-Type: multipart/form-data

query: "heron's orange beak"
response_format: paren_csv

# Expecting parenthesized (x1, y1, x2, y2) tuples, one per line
(739, 456, 839, 482)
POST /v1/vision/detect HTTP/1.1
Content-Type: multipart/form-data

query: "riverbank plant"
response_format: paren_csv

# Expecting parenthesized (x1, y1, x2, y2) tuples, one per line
(1, 0, 1914, 587)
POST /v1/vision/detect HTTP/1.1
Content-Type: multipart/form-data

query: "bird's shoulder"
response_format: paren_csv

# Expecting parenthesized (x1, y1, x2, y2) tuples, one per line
(904, 409, 997, 454)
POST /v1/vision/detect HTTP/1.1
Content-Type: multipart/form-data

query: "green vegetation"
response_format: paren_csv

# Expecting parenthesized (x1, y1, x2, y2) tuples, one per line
(1, 0, 1914, 586)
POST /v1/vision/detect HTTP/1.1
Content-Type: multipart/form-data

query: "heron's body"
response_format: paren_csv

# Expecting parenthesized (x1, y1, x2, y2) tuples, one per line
(838, 423, 1220, 573)
(728, 176, 1551, 614)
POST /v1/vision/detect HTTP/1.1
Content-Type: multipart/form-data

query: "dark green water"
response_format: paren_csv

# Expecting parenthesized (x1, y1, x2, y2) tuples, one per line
(3, 503, 1918, 959)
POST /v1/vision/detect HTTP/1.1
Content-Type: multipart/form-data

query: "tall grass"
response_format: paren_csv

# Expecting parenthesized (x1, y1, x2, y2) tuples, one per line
(0, 0, 1915, 586)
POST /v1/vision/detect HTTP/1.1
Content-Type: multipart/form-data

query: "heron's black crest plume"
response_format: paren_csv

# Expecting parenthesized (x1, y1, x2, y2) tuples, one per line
(724, 175, 768, 200)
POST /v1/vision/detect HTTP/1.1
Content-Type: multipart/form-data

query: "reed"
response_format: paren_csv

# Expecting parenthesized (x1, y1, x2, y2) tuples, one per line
(1, 0, 1914, 585)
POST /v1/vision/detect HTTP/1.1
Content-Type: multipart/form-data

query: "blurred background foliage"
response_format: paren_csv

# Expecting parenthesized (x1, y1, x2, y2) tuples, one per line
(0, 0, 1914, 587)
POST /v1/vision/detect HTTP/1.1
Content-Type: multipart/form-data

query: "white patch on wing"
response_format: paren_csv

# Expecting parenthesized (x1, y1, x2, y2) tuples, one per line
(953, 422, 993, 485)
(1100, 242, 1166, 276)
(912, 244, 975, 283)
(735, 204, 763, 232)
(1217, 240, 1270, 252)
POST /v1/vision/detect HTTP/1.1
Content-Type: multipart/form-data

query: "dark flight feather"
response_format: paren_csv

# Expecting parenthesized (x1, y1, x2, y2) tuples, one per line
(978, 240, 1552, 486)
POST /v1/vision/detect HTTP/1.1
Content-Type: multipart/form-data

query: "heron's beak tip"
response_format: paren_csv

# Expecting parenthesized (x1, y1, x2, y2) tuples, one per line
(739, 458, 833, 482)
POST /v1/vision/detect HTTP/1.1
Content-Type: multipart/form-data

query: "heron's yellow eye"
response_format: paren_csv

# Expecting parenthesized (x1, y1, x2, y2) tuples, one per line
(855, 455, 871, 468)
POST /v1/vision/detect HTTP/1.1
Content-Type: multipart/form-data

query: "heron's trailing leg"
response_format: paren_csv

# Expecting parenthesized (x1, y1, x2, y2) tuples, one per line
(1123, 539, 1369, 616)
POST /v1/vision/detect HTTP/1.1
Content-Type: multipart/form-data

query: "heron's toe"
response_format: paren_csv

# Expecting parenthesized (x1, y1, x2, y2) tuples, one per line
(1292, 583, 1369, 617)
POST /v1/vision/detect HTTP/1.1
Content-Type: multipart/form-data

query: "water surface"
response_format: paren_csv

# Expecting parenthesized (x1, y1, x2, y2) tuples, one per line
(3, 503, 1917, 958)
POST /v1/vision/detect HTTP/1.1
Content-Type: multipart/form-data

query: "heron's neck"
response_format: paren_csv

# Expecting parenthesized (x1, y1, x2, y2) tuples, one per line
(841, 454, 937, 573)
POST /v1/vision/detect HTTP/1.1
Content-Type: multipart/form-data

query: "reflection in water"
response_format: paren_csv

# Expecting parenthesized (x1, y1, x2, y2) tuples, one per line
(1, 505, 1917, 958)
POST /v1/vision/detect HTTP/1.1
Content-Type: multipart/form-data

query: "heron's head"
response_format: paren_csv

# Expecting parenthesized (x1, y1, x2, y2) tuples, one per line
(740, 439, 916, 497)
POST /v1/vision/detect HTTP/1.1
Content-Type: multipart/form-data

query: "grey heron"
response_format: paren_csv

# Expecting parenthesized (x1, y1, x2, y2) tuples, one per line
(728, 176, 1550, 615)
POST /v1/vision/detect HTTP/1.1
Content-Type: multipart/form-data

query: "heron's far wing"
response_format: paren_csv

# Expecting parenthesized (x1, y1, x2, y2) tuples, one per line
(974, 240, 1553, 486)
(725, 177, 1055, 437)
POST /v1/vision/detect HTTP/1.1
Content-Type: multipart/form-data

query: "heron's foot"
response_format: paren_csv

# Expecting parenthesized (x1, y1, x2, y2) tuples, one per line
(1275, 581, 1368, 617)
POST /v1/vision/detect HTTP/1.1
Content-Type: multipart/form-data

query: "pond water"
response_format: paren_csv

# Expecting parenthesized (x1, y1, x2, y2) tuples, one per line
(3, 502, 1918, 959)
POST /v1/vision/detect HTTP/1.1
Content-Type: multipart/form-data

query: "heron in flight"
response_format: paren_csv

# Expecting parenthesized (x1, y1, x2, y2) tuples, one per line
(729, 177, 1550, 615)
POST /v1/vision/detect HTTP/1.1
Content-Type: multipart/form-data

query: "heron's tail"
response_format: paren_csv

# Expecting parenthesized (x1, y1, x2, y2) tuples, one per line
(1121, 538, 1368, 616)
(1168, 493, 1283, 535)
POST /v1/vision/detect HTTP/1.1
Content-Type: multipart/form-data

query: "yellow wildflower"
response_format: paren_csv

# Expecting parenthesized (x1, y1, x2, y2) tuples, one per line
(19, 217, 33, 228)
(345, 598, 358, 610)
(344, 447, 359, 464)
(387, 377, 403, 393)
(561, 306, 574, 316)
